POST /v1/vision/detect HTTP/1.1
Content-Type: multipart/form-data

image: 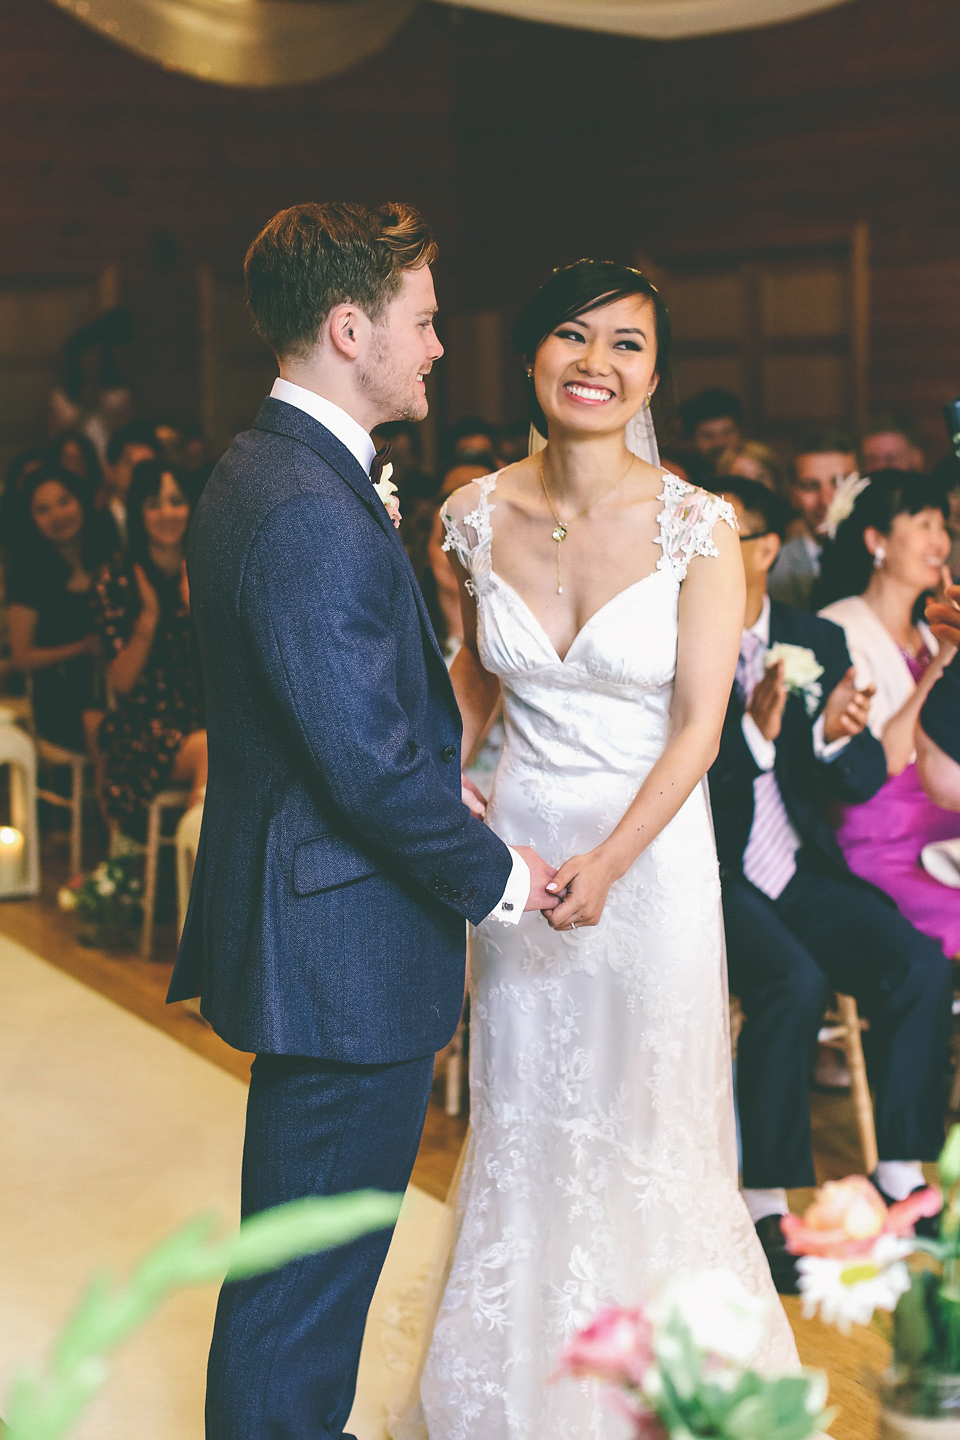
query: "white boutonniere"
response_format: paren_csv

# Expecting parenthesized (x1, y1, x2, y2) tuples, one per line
(373, 463, 401, 529)
(766, 642, 824, 716)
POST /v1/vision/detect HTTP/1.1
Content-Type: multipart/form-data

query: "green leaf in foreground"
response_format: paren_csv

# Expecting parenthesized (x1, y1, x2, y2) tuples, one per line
(1, 1190, 402, 1440)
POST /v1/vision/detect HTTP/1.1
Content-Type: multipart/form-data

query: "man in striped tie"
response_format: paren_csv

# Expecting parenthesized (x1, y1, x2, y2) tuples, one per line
(709, 477, 953, 1293)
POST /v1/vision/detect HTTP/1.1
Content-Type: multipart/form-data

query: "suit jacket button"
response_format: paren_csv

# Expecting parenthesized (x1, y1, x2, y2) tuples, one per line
(441, 744, 457, 763)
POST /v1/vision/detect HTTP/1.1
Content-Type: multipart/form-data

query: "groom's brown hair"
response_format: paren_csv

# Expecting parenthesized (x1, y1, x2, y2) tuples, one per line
(245, 202, 438, 360)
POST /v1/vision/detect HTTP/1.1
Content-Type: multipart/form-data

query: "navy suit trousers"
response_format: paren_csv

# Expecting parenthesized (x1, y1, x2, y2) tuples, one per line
(724, 865, 952, 1189)
(206, 1051, 434, 1440)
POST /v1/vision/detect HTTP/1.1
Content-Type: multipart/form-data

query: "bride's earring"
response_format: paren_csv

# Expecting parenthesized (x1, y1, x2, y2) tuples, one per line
(643, 393, 652, 410)
(874, 545, 886, 569)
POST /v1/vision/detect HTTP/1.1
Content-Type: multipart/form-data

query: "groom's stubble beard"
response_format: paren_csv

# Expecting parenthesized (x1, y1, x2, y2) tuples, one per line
(357, 319, 428, 424)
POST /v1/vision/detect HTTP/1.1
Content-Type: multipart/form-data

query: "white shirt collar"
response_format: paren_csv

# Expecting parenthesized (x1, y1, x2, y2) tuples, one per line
(270, 378, 376, 476)
(746, 594, 771, 648)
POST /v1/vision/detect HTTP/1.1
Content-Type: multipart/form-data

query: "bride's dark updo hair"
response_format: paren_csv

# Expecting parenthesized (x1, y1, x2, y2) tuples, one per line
(814, 469, 949, 608)
(511, 260, 672, 439)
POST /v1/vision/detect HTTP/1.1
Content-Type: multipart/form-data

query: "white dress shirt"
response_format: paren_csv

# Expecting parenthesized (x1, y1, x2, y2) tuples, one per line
(271, 377, 376, 474)
(269, 376, 529, 924)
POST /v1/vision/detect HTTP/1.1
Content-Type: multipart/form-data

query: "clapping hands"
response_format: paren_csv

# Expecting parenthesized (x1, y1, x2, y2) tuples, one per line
(926, 580, 960, 650)
(822, 667, 875, 742)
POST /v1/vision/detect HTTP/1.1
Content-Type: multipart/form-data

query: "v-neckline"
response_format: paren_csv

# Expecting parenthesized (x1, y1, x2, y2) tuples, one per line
(485, 479, 675, 666)
(489, 565, 670, 666)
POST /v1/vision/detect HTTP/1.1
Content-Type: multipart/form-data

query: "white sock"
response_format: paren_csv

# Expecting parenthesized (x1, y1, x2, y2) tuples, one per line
(742, 1187, 788, 1224)
(874, 1161, 925, 1201)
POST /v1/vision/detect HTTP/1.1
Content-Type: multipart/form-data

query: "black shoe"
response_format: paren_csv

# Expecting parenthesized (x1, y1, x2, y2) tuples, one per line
(869, 1172, 941, 1239)
(754, 1213, 800, 1295)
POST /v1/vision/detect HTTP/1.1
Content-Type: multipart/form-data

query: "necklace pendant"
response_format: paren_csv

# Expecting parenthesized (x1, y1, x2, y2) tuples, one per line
(552, 523, 568, 543)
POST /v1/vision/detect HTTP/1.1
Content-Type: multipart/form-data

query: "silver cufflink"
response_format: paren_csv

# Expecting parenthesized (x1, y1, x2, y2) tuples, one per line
(502, 901, 514, 912)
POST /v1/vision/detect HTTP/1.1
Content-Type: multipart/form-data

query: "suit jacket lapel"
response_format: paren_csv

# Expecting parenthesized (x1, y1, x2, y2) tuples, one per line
(255, 397, 397, 542)
(253, 398, 448, 672)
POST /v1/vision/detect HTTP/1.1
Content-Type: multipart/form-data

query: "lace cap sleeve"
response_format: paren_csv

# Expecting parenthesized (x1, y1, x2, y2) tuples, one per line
(655, 474, 738, 581)
(440, 473, 499, 598)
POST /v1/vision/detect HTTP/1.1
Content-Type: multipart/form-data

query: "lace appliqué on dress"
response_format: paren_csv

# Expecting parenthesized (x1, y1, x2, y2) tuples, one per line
(440, 474, 500, 598)
(655, 474, 738, 581)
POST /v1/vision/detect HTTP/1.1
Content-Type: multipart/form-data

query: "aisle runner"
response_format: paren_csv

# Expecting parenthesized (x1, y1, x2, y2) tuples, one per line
(0, 937, 443, 1439)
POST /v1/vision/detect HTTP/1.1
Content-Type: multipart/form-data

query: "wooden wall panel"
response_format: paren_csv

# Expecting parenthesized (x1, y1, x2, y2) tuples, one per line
(0, 0, 955, 456)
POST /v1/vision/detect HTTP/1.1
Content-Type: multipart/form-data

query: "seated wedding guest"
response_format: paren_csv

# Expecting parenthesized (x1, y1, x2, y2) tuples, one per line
(710, 476, 950, 1292)
(817, 471, 960, 956)
(930, 455, 960, 580)
(768, 430, 857, 610)
(371, 419, 436, 509)
(440, 458, 490, 499)
(103, 420, 159, 547)
(681, 388, 744, 473)
(497, 418, 531, 466)
(90, 459, 206, 828)
(716, 439, 784, 494)
(918, 586, 960, 810)
(657, 447, 691, 483)
(861, 412, 925, 475)
(442, 415, 499, 470)
(50, 430, 104, 504)
(7, 466, 117, 753)
(48, 307, 134, 462)
(0, 448, 46, 554)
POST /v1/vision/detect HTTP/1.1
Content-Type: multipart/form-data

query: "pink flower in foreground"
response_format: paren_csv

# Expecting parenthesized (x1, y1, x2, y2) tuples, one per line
(782, 1175, 942, 1259)
(558, 1306, 655, 1388)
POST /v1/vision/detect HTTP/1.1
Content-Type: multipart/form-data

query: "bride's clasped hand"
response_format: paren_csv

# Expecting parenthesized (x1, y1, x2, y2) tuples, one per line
(543, 844, 625, 929)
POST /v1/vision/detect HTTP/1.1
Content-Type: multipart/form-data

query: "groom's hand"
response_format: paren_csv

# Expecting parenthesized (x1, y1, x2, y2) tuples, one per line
(513, 845, 562, 911)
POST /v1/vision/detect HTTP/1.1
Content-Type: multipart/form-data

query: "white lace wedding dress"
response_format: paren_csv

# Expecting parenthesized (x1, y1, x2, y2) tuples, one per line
(393, 473, 798, 1440)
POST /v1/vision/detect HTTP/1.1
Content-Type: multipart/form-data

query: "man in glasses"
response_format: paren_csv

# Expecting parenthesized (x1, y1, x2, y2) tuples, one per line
(709, 477, 951, 1294)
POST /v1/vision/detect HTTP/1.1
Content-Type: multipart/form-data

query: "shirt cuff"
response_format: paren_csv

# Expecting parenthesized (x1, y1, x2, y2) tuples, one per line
(812, 712, 851, 762)
(741, 713, 776, 771)
(490, 846, 530, 924)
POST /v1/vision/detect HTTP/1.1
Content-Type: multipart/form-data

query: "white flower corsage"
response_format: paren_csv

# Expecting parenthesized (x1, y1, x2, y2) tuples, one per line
(766, 642, 824, 716)
(820, 471, 870, 540)
(373, 463, 401, 529)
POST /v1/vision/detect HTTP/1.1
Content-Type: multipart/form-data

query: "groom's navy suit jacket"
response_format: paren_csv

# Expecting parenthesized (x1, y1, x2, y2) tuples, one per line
(708, 599, 889, 885)
(167, 398, 512, 1062)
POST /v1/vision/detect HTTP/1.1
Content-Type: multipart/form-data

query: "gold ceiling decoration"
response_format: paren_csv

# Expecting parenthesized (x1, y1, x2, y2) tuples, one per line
(50, 0, 419, 85)
(48, 0, 857, 85)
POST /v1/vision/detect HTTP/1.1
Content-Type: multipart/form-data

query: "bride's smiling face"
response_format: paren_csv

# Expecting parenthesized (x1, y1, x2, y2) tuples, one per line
(532, 294, 659, 438)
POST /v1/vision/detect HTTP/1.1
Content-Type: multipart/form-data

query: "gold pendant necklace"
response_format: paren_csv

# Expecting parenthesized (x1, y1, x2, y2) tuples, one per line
(538, 454, 634, 594)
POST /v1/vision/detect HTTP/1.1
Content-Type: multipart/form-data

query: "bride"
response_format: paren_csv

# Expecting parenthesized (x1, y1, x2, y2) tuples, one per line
(396, 260, 798, 1440)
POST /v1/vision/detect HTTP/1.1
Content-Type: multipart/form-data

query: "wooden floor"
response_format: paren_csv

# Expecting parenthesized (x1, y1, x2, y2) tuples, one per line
(2, 824, 910, 1440)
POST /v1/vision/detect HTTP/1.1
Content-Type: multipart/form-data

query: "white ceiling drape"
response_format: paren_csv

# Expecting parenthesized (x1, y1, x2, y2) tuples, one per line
(47, 0, 858, 85)
(448, 0, 856, 40)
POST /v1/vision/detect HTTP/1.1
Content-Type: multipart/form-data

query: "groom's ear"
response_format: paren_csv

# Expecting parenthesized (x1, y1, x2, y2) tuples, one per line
(327, 302, 366, 362)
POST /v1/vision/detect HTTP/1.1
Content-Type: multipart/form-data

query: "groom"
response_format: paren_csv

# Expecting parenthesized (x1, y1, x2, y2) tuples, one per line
(168, 201, 558, 1439)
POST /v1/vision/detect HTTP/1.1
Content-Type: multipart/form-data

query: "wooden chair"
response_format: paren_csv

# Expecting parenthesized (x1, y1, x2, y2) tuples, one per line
(35, 738, 89, 879)
(23, 676, 90, 879)
(819, 992, 879, 1174)
(442, 1010, 466, 1117)
(731, 990, 878, 1175)
(111, 788, 191, 958)
(175, 800, 204, 938)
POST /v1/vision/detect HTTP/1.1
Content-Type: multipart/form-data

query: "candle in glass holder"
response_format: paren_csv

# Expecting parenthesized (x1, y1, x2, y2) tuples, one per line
(0, 826, 25, 892)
